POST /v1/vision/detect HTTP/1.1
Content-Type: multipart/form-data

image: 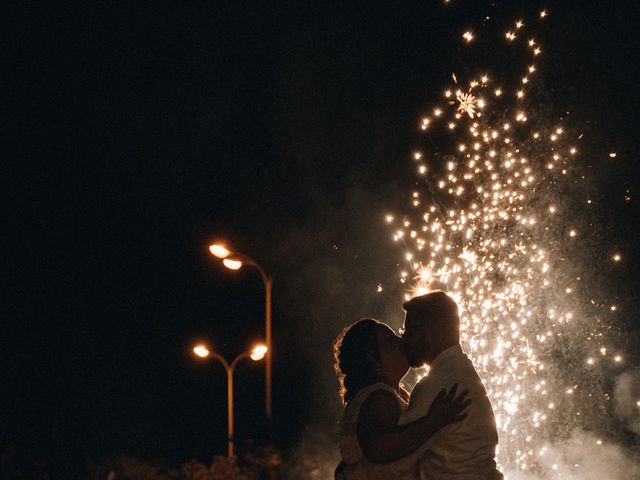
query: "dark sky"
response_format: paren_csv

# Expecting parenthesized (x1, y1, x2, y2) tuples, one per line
(5, 1, 640, 477)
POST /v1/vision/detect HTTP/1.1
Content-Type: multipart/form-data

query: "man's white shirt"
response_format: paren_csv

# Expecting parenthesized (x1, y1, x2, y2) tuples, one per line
(399, 345, 503, 480)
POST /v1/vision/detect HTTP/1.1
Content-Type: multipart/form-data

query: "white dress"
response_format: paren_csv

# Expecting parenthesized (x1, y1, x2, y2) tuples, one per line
(338, 383, 419, 480)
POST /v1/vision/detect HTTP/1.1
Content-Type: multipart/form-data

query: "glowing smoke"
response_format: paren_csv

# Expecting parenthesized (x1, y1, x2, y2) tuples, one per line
(614, 369, 640, 436)
(504, 430, 640, 480)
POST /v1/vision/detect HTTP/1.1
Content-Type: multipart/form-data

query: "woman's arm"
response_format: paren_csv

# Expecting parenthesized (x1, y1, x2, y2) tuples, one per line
(357, 385, 468, 464)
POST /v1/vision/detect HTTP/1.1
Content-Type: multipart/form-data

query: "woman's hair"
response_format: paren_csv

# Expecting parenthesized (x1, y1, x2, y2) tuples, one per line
(333, 318, 383, 404)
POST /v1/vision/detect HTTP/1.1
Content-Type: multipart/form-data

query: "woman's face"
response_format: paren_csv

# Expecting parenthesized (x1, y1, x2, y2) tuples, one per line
(376, 324, 409, 382)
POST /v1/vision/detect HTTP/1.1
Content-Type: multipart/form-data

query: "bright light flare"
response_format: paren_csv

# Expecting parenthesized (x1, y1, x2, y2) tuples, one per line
(223, 258, 243, 270)
(250, 344, 268, 361)
(193, 344, 210, 358)
(209, 244, 231, 259)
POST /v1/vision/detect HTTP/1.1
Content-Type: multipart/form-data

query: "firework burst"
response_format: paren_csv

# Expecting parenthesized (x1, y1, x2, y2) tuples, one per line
(386, 8, 625, 476)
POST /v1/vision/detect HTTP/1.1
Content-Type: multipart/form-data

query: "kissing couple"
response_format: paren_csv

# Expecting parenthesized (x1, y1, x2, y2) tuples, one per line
(333, 290, 503, 480)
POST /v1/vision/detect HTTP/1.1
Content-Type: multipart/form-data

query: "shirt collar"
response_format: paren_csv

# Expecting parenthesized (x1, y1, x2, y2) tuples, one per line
(429, 344, 463, 371)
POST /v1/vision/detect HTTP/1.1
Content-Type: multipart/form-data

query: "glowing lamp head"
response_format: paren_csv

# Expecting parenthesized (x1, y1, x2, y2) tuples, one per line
(209, 244, 231, 259)
(250, 344, 268, 361)
(193, 344, 210, 358)
(223, 258, 243, 270)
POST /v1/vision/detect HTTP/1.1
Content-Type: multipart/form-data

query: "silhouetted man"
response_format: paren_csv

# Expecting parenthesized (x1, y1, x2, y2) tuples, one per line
(399, 291, 503, 480)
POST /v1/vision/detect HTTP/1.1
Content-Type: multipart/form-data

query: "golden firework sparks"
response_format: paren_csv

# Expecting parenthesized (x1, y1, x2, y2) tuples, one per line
(463, 31, 475, 43)
(388, 6, 623, 474)
(456, 91, 480, 118)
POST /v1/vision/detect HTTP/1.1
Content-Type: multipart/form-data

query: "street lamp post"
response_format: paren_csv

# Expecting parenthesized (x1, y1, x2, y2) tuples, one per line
(193, 343, 267, 457)
(208, 243, 273, 419)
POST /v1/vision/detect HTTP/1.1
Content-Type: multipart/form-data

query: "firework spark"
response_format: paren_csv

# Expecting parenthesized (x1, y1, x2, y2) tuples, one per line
(463, 31, 475, 43)
(456, 91, 480, 118)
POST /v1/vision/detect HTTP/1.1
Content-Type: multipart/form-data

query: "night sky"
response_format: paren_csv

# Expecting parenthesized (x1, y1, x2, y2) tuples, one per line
(5, 1, 640, 478)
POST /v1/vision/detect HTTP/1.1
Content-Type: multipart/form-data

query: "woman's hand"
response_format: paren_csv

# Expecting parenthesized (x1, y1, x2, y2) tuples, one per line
(426, 383, 471, 430)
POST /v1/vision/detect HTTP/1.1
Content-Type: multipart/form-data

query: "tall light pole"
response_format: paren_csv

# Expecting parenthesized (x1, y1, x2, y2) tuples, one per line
(208, 243, 273, 419)
(193, 342, 267, 457)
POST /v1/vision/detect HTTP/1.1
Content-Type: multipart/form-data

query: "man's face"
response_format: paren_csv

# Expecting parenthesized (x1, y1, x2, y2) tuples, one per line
(401, 311, 430, 367)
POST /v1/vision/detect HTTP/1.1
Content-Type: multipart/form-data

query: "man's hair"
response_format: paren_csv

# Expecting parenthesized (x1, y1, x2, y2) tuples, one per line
(403, 290, 460, 339)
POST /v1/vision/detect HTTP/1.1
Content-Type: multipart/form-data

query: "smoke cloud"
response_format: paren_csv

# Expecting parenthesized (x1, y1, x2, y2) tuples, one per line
(614, 369, 640, 435)
(504, 430, 640, 480)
